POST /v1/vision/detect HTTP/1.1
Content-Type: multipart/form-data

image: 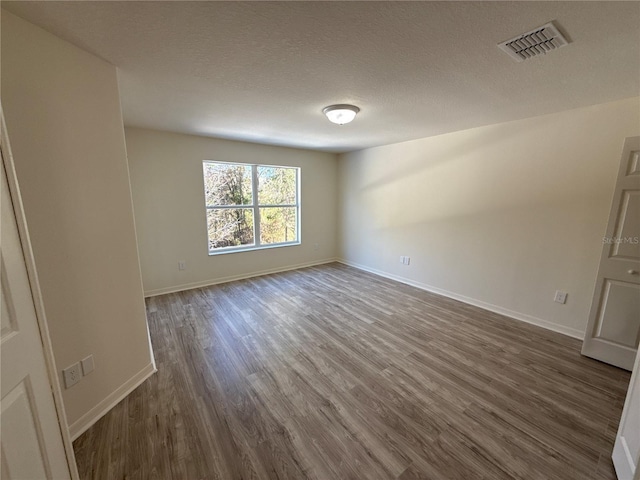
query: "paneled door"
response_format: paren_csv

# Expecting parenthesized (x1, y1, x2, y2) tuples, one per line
(1, 116, 77, 477)
(582, 136, 640, 371)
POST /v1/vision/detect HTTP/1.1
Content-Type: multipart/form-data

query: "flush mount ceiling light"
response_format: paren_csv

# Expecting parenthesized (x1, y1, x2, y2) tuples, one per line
(323, 104, 360, 125)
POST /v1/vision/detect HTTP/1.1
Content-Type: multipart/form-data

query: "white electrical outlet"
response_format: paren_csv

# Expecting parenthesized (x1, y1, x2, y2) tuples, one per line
(81, 355, 95, 376)
(178, 260, 186, 271)
(63, 362, 82, 389)
(554, 291, 568, 304)
(404, 256, 411, 265)
(313, 243, 319, 251)
(399, 256, 404, 264)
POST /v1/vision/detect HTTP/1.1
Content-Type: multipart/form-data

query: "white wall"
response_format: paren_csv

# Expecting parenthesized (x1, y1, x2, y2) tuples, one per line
(339, 97, 640, 338)
(1, 12, 155, 437)
(125, 127, 338, 295)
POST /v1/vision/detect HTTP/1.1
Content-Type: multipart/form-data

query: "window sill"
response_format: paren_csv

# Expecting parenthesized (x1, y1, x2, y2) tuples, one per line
(208, 241, 301, 256)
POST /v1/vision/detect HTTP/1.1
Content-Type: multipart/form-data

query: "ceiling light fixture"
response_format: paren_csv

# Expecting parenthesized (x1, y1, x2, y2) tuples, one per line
(323, 104, 360, 125)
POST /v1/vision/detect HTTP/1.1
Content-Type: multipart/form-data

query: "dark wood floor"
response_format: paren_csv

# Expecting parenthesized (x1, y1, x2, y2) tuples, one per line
(73, 263, 630, 480)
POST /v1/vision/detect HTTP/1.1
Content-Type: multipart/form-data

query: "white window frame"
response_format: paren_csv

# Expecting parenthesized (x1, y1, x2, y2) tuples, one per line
(203, 161, 301, 255)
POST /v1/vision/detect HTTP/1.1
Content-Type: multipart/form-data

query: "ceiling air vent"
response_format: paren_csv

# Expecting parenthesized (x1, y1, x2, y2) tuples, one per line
(498, 22, 569, 62)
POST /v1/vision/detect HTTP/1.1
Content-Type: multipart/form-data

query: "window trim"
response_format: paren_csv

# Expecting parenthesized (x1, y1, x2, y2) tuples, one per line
(203, 161, 301, 255)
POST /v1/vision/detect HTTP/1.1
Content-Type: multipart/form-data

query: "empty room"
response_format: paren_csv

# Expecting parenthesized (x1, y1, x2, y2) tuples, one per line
(1, 1, 640, 479)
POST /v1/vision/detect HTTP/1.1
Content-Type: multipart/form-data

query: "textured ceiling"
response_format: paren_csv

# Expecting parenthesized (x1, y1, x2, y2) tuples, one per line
(3, 1, 640, 153)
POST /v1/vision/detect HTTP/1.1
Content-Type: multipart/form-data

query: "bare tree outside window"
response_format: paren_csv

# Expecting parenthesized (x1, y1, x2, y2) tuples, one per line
(203, 161, 299, 253)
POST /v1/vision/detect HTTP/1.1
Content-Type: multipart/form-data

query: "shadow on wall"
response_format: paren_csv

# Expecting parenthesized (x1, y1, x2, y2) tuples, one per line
(339, 98, 639, 335)
(348, 112, 618, 230)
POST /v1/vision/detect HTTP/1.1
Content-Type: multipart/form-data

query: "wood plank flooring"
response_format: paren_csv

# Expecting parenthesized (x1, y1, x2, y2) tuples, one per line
(73, 263, 631, 479)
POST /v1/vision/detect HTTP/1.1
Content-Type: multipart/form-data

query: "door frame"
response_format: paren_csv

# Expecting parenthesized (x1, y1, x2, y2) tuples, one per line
(1, 105, 79, 479)
(612, 347, 640, 480)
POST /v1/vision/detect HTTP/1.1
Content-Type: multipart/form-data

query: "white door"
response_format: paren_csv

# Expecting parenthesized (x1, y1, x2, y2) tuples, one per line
(582, 136, 640, 371)
(613, 347, 640, 480)
(1, 122, 76, 477)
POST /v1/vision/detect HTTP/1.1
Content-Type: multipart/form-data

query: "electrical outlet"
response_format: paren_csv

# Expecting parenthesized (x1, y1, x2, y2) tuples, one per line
(400, 256, 404, 264)
(554, 291, 568, 304)
(63, 362, 82, 389)
(81, 355, 95, 376)
(178, 260, 186, 271)
(404, 256, 411, 265)
(313, 243, 319, 251)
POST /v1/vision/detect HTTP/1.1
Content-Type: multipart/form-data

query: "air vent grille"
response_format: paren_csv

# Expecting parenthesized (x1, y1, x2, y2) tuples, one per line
(498, 22, 568, 62)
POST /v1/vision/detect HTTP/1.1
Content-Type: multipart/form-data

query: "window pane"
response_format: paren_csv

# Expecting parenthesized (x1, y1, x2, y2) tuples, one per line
(207, 208, 254, 250)
(257, 166, 297, 205)
(203, 162, 253, 206)
(260, 207, 298, 244)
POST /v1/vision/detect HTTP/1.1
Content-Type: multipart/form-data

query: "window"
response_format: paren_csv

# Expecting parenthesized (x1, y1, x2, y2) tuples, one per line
(203, 161, 300, 254)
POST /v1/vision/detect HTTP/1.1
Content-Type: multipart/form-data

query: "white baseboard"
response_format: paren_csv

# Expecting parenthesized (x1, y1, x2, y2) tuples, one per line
(144, 257, 338, 297)
(337, 259, 584, 340)
(69, 362, 157, 440)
